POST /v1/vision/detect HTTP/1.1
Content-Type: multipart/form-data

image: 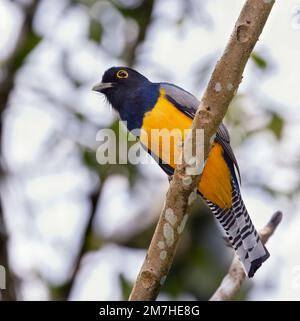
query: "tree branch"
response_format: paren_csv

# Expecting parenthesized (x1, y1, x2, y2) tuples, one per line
(129, 0, 276, 301)
(210, 211, 283, 301)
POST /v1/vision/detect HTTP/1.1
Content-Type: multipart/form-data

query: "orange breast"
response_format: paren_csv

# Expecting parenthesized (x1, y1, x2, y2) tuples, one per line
(140, 88, 192, 168)
(199, 143, 232, 208)
(140, 88, 232, 209)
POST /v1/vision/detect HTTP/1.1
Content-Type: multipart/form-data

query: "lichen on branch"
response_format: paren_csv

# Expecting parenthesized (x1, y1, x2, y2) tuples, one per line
(129, 0, 277, 301)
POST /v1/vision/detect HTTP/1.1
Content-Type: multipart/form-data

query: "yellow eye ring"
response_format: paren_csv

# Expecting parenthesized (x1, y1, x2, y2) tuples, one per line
(117, 70, 128, 79)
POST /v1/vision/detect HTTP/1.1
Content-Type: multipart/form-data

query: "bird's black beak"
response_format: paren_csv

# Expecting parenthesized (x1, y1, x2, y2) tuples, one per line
(92, 82, 115, 93)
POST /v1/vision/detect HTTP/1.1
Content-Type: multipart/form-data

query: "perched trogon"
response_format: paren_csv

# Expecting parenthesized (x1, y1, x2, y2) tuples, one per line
(92, 67, 269, 277)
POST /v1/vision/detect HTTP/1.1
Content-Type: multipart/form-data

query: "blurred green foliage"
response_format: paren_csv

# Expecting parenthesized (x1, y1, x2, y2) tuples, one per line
(267, 112, 284, 140)
(89, 18, 103, 43)
(82, 120, 142, 186)
(0, 0, 289, 302)
(119, 273, 132, 300)
(251, 52, 268, 70)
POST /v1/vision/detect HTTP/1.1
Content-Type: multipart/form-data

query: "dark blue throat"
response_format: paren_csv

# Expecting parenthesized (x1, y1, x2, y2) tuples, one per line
(107, 83, 160, 132)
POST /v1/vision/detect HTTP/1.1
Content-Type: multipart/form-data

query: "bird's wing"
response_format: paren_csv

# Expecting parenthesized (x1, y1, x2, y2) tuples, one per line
(216, 123, 241, 185)
(159, 83, 269, 278)
(160, 82, 241, 184)
(160, 82, 199, 117)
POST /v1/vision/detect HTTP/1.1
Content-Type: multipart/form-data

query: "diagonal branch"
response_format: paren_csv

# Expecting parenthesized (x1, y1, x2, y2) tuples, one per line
(210, 211, 283, 301)
(129, 0, 276, 301)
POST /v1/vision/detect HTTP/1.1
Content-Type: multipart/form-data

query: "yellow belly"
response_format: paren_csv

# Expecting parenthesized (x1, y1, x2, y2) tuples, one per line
(140, 89, 192, 168)
(140, 88, 232, 208)
(199, 143, 232, 208)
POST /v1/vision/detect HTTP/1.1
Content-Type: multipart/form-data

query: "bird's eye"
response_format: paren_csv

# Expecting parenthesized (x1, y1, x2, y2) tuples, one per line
(116, 70, 128, 79)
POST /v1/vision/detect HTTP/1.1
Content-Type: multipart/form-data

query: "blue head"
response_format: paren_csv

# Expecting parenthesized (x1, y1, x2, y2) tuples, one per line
(93, 67, 159, 130)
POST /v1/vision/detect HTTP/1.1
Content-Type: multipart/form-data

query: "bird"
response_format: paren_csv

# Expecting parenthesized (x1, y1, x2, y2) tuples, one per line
(92, 66, 270, 277)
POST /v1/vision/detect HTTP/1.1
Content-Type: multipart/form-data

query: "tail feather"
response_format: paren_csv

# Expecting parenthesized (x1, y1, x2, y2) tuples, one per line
(206, 181, 270, 278)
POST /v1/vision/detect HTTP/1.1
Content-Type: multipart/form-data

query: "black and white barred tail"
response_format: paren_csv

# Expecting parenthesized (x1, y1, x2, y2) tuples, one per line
(206, 181, 270, 278)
